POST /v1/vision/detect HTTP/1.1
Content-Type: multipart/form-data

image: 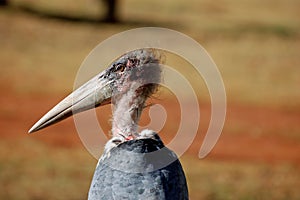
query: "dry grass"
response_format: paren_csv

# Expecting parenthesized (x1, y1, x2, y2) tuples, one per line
(183, 156, 300, 200)
(0, 0, 300, 199)
(1, 139, 299, 200)
(0, 139, 94, 200)
(2, 0, 300, 106)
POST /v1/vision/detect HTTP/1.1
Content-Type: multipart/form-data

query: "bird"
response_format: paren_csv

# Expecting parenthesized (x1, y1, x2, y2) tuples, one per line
(29, 48, 189, 200)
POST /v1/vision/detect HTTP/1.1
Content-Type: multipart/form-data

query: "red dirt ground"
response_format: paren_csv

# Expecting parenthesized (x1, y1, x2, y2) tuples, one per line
(1, 89, 300, 166)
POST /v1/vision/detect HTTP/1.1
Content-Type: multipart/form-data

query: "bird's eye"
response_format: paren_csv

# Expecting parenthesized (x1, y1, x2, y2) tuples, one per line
(129, 58, 138, 66)
(115, 64, 125, 72)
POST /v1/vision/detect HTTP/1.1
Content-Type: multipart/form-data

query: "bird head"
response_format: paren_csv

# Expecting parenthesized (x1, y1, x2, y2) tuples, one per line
(107, 48, 161, 104)
(29, 48, 162, 133)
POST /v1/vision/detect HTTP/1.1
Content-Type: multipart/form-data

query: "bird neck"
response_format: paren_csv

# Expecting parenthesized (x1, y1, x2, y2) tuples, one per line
(111, 85, 146, 139)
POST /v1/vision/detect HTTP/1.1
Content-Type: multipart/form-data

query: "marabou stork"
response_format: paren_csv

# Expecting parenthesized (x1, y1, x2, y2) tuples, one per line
(29, 49, 189, 200)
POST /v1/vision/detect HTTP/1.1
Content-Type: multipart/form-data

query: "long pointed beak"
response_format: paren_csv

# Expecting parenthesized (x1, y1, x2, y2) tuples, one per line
(28, 72, 113, 133)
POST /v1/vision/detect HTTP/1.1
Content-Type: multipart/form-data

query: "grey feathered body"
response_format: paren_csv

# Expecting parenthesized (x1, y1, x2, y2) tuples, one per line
(88, 135, 188, 200)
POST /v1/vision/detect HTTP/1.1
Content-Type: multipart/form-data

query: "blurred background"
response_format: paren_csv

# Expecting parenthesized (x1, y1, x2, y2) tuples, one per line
(0, 0, 299, 199)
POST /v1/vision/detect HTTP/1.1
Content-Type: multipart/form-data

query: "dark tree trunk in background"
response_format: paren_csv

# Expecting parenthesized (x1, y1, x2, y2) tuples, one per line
(102, 0, 118, 22)
(0, 0, 8, 6)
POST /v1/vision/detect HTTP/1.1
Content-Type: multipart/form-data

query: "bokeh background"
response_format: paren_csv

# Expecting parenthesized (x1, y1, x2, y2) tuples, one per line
(1, 0, 300, 199)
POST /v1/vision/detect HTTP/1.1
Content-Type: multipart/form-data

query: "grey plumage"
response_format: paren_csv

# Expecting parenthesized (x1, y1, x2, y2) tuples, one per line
(89, 133, 188, 200)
